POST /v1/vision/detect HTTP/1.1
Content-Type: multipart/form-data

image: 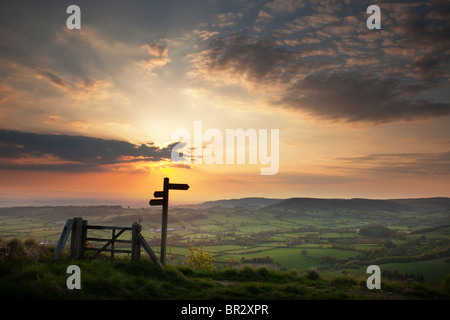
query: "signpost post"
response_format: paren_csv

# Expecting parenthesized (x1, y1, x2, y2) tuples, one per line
(149, 177, 189, 265)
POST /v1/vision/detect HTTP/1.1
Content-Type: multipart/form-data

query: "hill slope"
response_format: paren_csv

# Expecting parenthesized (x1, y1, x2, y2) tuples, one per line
(262, 197, 450, 215)
(195, 197, 282, 209)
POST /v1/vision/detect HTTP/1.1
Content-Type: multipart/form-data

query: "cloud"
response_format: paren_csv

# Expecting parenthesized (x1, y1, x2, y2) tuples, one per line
(261, 0, 306, 16)
(0, 13, 172, 135)
(190, 33, 450, 123)
(275, 14, 341, 35)
(139, 42, 171, 73)
(277, 71, 450, 123)
(212, 12, 243, 28)
(0, 130, 178, 172)
(1, 0, 448, 131)
(266, 0, 306, 13)
(255, 10, 274, 25)
(309, 0, 344, 14)
(192, 30, 219, 41)
(255, 0, 307, 26)
(409, 53, 449, 82)
(282, 35, 322, 46)
(0, 12, 171, 91)
(32, 67, 108, 98)
(379, 2, 450, 81)
(188, 34, 335, 88)
(346, 56, 379, 66)
(199, 35, 299, 82)
(335, 151, 450, 175)
(189, 1, 450, 125)
(388, 1, 450, 47)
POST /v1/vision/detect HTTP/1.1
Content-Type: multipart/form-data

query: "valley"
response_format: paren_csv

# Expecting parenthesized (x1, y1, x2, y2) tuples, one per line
(1, 197, 449, 286)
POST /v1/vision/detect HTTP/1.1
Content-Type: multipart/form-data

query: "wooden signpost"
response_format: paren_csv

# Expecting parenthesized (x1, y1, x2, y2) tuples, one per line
(149, 177, 189, 265)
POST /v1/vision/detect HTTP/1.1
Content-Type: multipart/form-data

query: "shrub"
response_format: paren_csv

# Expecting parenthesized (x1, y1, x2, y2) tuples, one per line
(0, 238, 51, 261)
(220, 268, 240, 280)
(184, 244, 215, 270)
(0, 238, 10, 261)
(443, 274, 450, 293)
(306, 269, 320, 281)
(330, 274, 358, 287)
(6, 238, 26, 259)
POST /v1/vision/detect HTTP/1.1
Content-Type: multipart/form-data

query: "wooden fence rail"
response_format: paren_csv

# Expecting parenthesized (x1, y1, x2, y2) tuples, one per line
(53, 217, 163, 268)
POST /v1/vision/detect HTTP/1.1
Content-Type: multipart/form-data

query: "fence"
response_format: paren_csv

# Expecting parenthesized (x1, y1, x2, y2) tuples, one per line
(53, 217, 163, 268)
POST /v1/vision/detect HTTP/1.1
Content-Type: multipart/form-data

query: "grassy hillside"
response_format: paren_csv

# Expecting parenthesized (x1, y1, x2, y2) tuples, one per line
(1, 238, 449, 300)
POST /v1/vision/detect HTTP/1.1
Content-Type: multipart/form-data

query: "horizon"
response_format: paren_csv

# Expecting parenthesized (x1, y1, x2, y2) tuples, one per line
(0, 1, 449, 204)
(1, 194, 449, 209)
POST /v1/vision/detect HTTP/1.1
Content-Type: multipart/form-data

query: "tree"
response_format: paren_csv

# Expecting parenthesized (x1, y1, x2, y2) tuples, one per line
(185, 244, 215, 270)
(383, 239, 396, 249)
(359, 224, 395, 238)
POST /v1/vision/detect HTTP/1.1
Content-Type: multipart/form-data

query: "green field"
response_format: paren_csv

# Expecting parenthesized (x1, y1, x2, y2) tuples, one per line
(1, 198, 450, 289)
(380, 259, 450, 286)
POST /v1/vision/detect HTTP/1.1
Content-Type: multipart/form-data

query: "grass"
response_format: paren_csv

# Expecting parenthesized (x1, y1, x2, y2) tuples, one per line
(1, 238, 449, 300)
(379, 258, 450, 286)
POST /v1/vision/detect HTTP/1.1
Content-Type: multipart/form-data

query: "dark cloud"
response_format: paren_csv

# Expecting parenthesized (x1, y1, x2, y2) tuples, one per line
(410, 53, 449, 83)
(388, 2, 450, 84)
(392, 1, 450, 48)
(189, 1, 450, 124)
(192, 34, 336, 85)
(0, 130, 177, 172)
(202, 35, 300, 83)
(277, 72, 450, 123)
(195, 32, 450, 123)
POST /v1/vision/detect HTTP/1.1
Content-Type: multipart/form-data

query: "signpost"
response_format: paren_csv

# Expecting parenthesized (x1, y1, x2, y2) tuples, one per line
(168, 183, 190, 190)
(149, 177, 189, 265)
(153, 191, 164, 198)
(149, 199, 163, 206)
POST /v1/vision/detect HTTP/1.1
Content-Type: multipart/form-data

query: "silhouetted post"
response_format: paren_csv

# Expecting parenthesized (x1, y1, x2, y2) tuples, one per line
(81, 219, 87, 257)
(53, 219, 73, 259)
(131, 222, 141, 261)
(149, 177, 189, 265)
(111, 229, 115, 261)
(160, 178, 169, 265)
(70, 217, 86, 259)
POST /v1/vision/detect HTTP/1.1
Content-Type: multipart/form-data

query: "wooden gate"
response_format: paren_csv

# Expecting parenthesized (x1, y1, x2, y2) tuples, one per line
(53, 217, 163, 268)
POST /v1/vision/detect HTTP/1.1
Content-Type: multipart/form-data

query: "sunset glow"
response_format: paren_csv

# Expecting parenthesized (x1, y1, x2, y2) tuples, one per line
(0, 0, 449, 206)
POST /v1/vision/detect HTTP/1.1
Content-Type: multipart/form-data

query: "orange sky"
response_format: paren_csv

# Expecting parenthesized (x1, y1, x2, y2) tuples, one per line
(0, 1, 449, 206)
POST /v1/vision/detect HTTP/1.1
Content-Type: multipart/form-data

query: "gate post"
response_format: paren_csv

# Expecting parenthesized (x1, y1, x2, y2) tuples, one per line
(131, 222, 141, 261)
(70, 217, 86, 259)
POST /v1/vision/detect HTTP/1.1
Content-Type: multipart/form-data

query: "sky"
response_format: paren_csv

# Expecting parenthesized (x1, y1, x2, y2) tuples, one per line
(0, 0, 449, 206)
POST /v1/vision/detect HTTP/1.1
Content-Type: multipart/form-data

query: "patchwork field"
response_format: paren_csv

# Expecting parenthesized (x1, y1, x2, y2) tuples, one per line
(1, 197, 450, 287)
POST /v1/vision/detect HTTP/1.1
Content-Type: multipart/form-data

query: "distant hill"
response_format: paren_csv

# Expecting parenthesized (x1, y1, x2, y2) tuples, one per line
(263, 197, 408, 212)
(195, 197, 282, 209)
(262, 197, 450, 216)
(392, 197, 450, 214)
(193, 196, 450, 216)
